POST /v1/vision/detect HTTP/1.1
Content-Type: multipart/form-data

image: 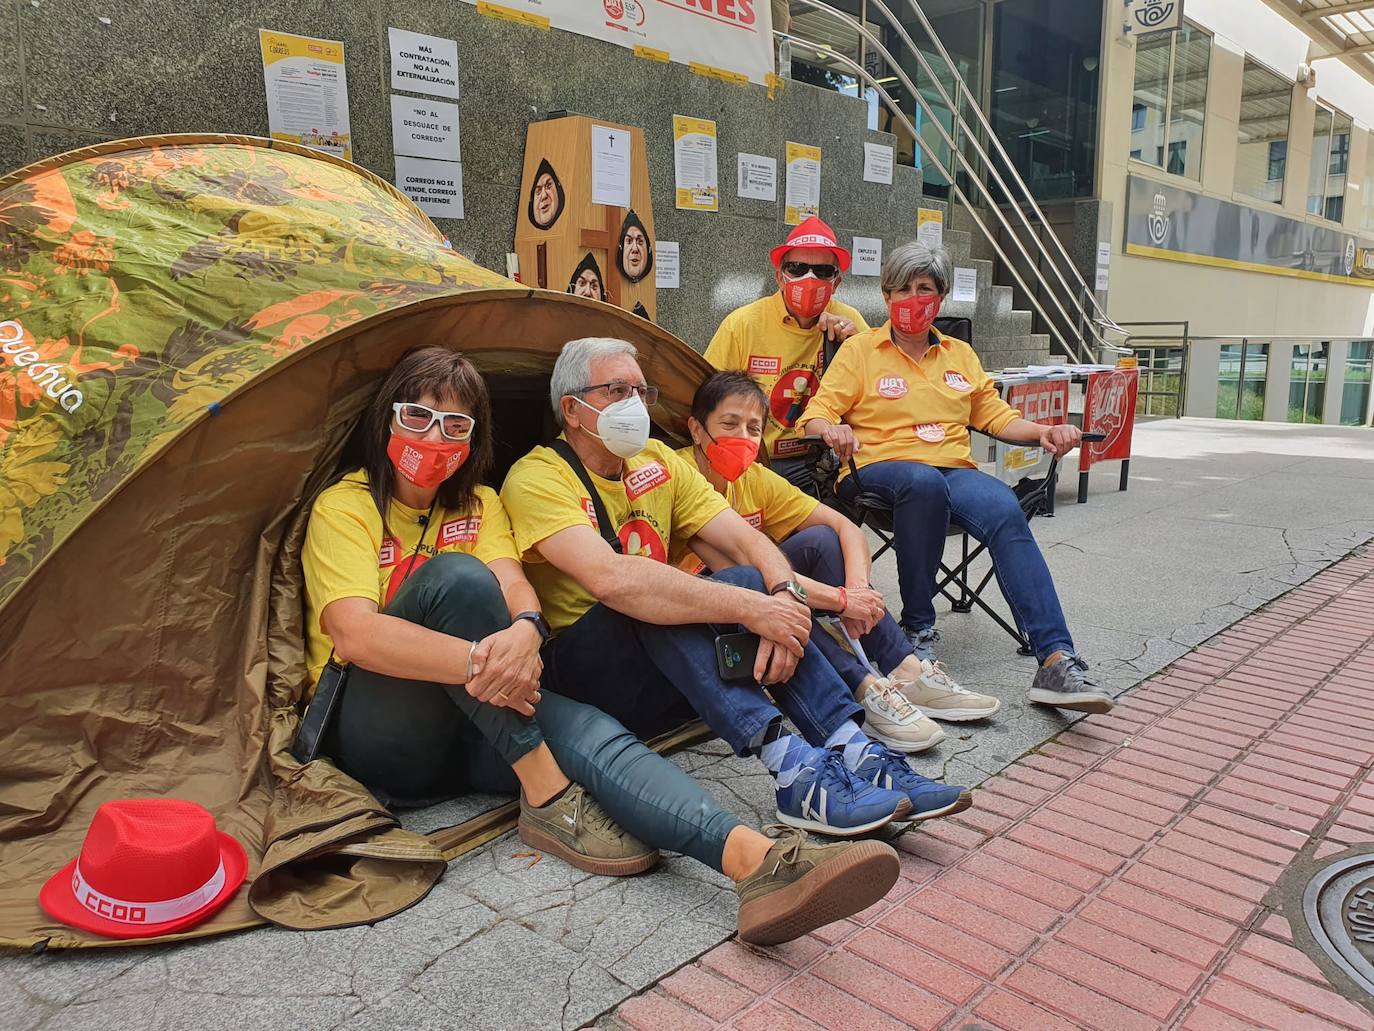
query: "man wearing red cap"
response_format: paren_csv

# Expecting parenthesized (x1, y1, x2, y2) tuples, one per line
(705, 216, 868, 487)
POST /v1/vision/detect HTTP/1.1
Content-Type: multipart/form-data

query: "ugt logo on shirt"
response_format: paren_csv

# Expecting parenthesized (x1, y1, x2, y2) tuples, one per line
(877, 376, 908, 399)
(943, 370, 973, 392)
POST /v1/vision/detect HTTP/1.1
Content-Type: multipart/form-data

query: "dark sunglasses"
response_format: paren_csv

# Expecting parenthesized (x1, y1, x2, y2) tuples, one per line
(781, 261, 840, 281)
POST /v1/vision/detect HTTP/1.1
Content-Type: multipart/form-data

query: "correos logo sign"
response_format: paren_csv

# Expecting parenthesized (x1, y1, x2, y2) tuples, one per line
(0, 319, 85, 413)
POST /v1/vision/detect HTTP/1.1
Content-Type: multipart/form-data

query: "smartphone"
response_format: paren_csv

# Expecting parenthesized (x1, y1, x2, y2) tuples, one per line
(714, 632, 761, 682)
(291, 660, 348, 764)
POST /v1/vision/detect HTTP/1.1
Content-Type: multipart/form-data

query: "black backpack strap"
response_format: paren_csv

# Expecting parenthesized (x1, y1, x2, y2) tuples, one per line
(549, 439, 624, 554)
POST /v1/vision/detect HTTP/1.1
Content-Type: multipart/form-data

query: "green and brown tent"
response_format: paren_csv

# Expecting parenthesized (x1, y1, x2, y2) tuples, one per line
(0, 134, 713, 949)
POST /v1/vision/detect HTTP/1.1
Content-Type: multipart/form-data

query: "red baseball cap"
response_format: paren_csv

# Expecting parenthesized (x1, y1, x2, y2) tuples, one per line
(39, 799, 247, 939)
(770, 216, 852, 272)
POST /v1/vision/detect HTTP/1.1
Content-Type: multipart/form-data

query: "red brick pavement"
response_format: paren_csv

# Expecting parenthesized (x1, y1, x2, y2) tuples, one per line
(607, 549, 1374, 1030)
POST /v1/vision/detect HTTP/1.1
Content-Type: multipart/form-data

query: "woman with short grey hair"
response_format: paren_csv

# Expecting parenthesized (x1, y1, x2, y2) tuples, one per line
(801, 243, 1113, 715)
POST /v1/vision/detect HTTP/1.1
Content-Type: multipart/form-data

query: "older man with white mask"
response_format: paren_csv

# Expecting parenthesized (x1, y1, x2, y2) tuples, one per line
(501, 338, 973, 846)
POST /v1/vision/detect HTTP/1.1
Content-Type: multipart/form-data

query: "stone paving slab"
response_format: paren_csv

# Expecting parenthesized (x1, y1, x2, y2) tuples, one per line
(604, 549, 1374, 1031)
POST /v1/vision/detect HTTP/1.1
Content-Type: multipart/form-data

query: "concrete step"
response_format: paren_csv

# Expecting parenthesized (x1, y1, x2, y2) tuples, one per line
(942, 228, 973, 263)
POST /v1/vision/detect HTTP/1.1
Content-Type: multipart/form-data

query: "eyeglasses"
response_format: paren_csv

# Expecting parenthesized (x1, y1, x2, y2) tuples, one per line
(572, 381, 660, 406)
(392, 402, 476, 441)
(781, 261, 840, 281)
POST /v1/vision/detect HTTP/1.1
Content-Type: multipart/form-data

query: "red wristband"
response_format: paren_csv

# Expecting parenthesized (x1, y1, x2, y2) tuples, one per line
(836, 586, 848, 613)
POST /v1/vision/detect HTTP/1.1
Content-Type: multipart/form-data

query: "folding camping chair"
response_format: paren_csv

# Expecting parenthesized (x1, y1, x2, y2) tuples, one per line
(797, 433, 1102, 654)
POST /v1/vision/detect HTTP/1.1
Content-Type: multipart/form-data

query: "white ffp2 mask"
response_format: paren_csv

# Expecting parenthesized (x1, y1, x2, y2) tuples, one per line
(574, 394, 651, 459)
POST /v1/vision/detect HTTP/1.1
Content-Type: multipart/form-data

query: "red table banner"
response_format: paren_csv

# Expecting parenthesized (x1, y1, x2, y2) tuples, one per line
(1080, 368, 1140, 470)
(1006, 378, 1069, 426)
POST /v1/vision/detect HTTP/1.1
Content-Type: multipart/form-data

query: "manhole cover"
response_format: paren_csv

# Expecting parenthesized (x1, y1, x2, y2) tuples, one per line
(1304, 852, 1374, 997)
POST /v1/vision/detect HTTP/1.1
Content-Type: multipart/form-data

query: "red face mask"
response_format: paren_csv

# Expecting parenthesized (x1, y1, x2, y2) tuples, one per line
(387, 434, 470, 489)
(781, 274, 835, 321)
(703, 434, 759, 482)
(889, 292, 942, 336)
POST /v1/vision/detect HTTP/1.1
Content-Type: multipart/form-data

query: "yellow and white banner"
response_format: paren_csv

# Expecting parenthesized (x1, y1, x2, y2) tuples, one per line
(465, 0, 773, 85)
(673, 115, 719, 211)
(259, 30, 353, 162)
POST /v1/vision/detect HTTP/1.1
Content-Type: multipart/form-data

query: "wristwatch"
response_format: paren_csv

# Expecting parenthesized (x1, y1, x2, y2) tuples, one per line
(513, 611, 552, 644)
(769, 580, 809, 606)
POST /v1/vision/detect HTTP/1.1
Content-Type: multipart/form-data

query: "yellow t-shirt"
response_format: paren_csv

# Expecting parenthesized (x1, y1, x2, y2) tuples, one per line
(801, 323, 1020, 475)
(705, 291, 869, 460)
(671, 445, 819, 573)
(301, 470, 519, 686)
(500, 438, 730, 632)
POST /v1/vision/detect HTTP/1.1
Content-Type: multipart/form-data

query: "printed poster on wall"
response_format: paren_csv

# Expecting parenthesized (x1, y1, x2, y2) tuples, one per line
(461, 0, 773, 85)
(917, 208, 944, 248)
(390, 95, 461, 161)
(862, 142, 893, 185)
(387, 28, 460, 99)
(851, 236, 882, 276)
(259, 29, 352, 161)
(737, 153, 776, 201)
(394, 155, 464, 218)
(784, 142, 821, 226)
(673, 116, 719, 211)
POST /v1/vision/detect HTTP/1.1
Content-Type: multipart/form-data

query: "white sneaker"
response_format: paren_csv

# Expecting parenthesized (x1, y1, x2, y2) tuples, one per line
(895, 661, 1001, 722)
(860, 678, 946, 753)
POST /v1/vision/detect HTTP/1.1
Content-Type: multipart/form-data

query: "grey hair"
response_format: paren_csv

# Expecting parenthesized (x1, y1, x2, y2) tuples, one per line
(549, 337, 640, 426)
(881, 242, 952, 298)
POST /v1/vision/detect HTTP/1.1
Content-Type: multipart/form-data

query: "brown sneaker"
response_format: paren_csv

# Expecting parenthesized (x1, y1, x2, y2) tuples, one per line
(736, 825, 899, 946)
(518, 784, 660, 877)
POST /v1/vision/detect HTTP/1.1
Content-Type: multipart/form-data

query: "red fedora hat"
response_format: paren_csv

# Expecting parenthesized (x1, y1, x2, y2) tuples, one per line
(769, 215, 852, 272)
(39, 799, 247, 939)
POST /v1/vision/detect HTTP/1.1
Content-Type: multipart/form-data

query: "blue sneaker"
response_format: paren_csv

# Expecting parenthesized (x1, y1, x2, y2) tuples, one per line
(853, 742, 972, 821)
(775, 748, 912, 837)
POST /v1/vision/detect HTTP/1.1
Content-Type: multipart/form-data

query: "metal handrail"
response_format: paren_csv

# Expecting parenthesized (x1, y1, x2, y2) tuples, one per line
(785, 0, 1129, 359)
(881, 0, 1124, 340)
(781, 8, 1096, 362)
(780, 33, 1087, 361)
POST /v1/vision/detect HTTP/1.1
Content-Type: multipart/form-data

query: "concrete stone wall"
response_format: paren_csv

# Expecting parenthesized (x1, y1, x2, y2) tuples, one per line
(0, 0, 928, 352)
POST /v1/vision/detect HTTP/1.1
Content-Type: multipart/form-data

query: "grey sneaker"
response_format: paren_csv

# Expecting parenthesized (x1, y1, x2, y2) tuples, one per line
(519, 784, 660, 877)
(1027, 654, 1114, 714)
(736, 825, 899, 945)
(902, 625, 941, 663)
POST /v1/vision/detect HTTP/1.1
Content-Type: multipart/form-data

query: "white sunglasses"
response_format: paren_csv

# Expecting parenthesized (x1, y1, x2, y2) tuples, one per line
(392, 402, 476, 442)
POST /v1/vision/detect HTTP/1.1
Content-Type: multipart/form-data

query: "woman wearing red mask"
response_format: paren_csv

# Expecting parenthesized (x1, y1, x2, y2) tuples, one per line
(802, 243, 1113, 716)
(677, 372, 1003, 752)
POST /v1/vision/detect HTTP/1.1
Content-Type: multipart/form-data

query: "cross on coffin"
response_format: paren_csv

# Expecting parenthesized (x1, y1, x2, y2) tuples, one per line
(579, 204, 624, 307)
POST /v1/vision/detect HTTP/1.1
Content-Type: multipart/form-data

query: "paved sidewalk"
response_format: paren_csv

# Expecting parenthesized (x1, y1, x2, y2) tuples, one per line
(604, 548, 1374, 1031)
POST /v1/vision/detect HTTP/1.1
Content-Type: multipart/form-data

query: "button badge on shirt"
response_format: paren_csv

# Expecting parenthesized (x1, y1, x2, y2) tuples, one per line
(915, 423, 947, 443)
(943, 370, 973, 392)
(877, 375, 908, 399)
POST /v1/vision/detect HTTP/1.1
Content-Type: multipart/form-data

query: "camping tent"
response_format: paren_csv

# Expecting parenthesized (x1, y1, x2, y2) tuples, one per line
(0, 134, 714, 948)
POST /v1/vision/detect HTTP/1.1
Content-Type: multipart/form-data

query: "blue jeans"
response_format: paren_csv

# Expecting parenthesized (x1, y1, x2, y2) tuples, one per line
(544, 565, 865, 756)
(839, 463, 1074, 662)
(331, 553, 741, 870)
(778, 525, 914, 689)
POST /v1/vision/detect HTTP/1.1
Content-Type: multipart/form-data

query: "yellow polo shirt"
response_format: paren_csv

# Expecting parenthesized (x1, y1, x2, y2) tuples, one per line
(801, 323, 1020, 474)
(302, 471, 519, 687)
(670, 445, 819, 572)
(705, 291, 869, 461)
(501, 438, 730, 631)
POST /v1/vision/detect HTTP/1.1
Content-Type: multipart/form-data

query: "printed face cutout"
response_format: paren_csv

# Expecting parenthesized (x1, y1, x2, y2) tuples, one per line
(617, 209, 654, 283)
(528, 158, 565, 230)
(567, 252, 606, 301)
